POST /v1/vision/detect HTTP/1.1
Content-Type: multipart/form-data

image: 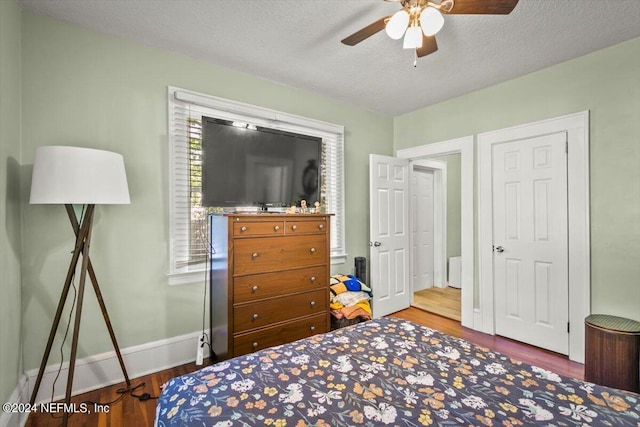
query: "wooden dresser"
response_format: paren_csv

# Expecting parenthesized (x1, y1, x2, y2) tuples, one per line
(209, 213, 331, 359)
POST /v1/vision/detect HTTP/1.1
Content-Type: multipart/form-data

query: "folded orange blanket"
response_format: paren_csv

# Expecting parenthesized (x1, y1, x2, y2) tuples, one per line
(330, 300, 372, 320)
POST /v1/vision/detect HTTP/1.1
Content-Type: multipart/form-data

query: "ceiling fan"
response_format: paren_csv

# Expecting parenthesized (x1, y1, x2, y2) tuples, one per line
(341, 0, 519, 59)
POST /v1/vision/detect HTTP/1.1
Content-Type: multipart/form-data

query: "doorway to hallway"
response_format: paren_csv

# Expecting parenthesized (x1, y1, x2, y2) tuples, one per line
(412, 286, 461, 321)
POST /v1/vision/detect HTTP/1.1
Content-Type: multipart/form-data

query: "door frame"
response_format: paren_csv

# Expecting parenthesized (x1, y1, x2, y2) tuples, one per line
(397, 136, 474, 328)
(410, 159, 448, 290)
(477, 111, 590, 363)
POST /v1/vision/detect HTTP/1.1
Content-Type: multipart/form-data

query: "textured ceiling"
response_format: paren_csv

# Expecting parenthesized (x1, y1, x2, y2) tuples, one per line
(18, 0, 640, 116)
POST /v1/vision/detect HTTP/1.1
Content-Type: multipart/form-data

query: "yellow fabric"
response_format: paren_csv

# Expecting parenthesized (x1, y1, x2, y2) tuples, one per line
(355, 300, 372, 314)
(330, 283, 348, 295)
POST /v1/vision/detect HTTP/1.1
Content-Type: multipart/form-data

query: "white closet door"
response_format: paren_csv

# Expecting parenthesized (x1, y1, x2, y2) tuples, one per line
(492, 132, 569, 355)
(411, 168, 434, 291)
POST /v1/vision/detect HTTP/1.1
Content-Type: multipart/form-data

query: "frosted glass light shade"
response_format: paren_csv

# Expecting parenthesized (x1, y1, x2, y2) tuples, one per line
(420, 6, 444, 36)
(386, 10, 410, 40)
(403, 25, 423, 49)
(30, 146, 130, 204)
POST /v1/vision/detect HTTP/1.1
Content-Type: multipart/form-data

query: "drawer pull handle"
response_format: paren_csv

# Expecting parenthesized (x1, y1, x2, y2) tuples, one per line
(310, 247, 316, 254)
(251, 285, 259, 292)
(252, 314, 259, 320)
(274, 225, 280, 231)
(310, 276, 316, 283)
(310, 301, 316, 307)
(318, 224, 324, 230)
(252, 342, 258, 348)
(240, 226, 247, 232)
(292, 225, 298, 231)
(310, 326, 316, 332)
(252, 252, 259, 259)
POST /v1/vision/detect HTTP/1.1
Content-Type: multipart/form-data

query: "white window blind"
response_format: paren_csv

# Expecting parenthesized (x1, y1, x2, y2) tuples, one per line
(168, 87, 346, 285)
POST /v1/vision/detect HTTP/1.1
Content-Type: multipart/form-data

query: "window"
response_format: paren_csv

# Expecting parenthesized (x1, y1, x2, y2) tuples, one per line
(168, 87, 346, 285)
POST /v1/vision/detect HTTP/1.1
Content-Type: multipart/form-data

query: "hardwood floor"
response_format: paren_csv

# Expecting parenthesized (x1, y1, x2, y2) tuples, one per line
(25, 360, 201, 427)
(27, 307, 584, 426)
(412, 286, 461, 321)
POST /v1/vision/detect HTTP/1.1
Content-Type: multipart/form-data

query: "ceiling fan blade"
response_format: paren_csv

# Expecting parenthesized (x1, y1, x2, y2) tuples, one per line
(341, 15, 390, 46)
(416, 35, 438, 57)
(443, 0, 519, 15)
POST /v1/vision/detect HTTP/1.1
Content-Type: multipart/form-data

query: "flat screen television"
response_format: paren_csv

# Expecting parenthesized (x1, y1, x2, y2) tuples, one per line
(201, 116, 322, 208)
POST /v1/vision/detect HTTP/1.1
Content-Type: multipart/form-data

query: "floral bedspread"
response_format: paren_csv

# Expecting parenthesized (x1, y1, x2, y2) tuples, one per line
(155, 318, 639, 426)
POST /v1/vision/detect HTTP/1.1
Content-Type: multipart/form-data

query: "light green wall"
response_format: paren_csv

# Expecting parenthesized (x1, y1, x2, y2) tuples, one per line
(431, 153, 461, 260)
(395, 37, 640, 321)
(19, 11, 392, 371)
(0, 0, 23, 404)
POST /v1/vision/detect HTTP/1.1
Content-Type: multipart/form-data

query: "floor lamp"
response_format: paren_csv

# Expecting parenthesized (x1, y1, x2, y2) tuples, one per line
(29, 146, 131, 426)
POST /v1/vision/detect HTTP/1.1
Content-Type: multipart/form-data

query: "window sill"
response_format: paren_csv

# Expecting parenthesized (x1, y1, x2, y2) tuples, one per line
(331, 253, 348, 265)
(168, 269, 207, 286)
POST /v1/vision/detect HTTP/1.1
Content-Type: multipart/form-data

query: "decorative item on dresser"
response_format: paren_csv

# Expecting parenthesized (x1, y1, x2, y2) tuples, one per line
(209, 213, 332, 359)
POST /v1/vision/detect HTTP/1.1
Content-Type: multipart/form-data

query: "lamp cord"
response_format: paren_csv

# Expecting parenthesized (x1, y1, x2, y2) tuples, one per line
(49, 205, 87, 405)
(200, 230, 215, 358)
(199, 219, 219, 361)
(50, 278, 77, 406)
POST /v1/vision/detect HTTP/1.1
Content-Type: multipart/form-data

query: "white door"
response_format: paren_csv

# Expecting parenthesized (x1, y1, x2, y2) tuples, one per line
(369, 154, 411, 317)
(410, 167, 434, 292)
(492, 132, 569, 354)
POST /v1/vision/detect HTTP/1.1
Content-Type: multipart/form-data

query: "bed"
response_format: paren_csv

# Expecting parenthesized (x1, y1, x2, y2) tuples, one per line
(156, 318, 639, 426)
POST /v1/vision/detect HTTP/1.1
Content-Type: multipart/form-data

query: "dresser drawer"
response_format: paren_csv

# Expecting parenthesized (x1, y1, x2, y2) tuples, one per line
(234, 266, 327, 304)
(285, 218, 329, 235)
(234, 288, 327, 333)
(234, 235, 327, 275)
(233, 221, 284, 237)
(233, 313, 328, 356)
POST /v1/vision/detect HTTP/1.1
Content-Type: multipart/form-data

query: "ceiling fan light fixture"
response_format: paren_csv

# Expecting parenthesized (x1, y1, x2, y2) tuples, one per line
(385, 9, 410, 39)
(341, 0, 520, 62)
(420, 6, 444, 36)
(403, 25, 423, 49)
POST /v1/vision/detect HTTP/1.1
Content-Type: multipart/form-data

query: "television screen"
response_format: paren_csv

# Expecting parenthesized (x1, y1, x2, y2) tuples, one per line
(201, 117, 322, 208)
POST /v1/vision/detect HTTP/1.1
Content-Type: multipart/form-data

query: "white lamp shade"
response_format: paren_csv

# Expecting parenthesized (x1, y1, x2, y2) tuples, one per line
(386, 10, 410, 40)
(30, 146, 130, 204)
(420, 6, 445, 36)
(403, 25, 423, 49)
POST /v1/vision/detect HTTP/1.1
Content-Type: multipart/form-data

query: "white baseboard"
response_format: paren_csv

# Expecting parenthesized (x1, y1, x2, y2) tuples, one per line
(0, 374, 29, 427)
(473, 308, 484, 333)
(23, 330, 210, 405)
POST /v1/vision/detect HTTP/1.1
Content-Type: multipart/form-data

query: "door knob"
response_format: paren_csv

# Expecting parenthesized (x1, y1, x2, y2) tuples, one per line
(373, 241, 382, 247)
(495, 246, 505, 253)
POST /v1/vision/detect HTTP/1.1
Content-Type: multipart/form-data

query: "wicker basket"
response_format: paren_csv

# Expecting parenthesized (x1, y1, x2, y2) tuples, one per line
(331, 316, 367, 331)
